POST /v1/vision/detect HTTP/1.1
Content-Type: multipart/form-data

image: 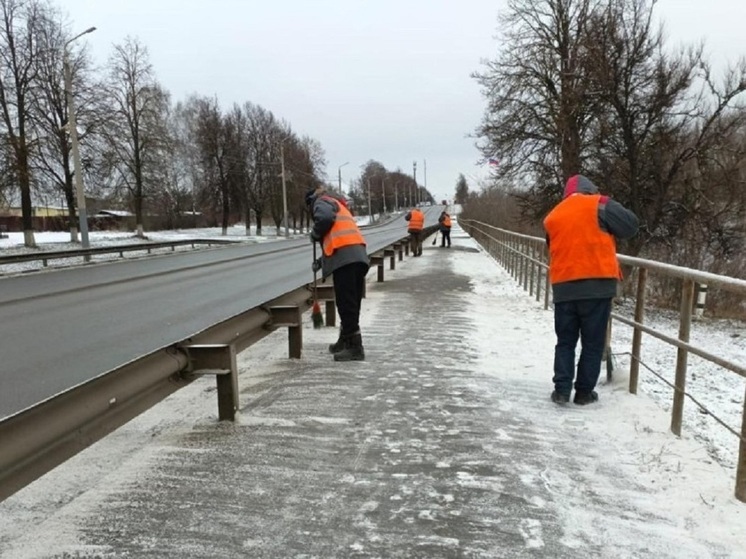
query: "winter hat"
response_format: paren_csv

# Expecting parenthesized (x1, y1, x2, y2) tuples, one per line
(564, 174, 599, 198)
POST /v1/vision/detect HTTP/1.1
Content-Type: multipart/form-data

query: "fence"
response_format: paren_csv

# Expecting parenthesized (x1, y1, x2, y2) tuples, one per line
(460, 218, 746, 503)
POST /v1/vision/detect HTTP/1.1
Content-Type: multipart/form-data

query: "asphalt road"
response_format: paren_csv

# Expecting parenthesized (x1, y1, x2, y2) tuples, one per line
(0, 209, 441, 419)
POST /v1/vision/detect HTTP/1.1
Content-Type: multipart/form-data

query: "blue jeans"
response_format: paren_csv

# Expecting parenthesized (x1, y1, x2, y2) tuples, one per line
(553, 298, 612, 395)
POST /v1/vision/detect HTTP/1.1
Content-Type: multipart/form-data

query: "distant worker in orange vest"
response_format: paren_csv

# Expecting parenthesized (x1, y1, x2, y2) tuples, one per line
(307, 186, 370, 361)
(438, 210, 452, 247)
(544, 175, 638, 405)
(405, 206, 425, 257)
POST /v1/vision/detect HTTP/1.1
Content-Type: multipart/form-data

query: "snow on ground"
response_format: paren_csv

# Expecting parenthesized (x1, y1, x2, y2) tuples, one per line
(0, 222, 744, 557)
(1, 222, 743, 474)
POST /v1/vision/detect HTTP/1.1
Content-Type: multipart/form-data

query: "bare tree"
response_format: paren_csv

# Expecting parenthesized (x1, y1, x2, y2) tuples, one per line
(474, 0, 601, 212)
(583, 0, 746, 256)
(0, 0, 47, 247)
(243, 103, 282, 235)
(102, 37, 170, 237)
(191, 96, 232, 234)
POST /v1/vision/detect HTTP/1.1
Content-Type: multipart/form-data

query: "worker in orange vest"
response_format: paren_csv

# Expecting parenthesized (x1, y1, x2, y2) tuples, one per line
(307, 186, 369, 361)
(438, 210, 452, 247)
(405, 207, 425, 256)
(544, 174, 638, 405)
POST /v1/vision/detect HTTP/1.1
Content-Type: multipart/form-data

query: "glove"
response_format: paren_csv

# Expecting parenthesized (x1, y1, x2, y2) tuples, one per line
(309, 231, 321, 244)
(311, 258, 322, 273)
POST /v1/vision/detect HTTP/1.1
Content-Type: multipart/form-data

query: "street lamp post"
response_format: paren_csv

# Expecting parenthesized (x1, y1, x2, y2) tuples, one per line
(413, 161, 418, 206)
(63, 26, 96, 249)
(367, 179, 372, 222)
(280, 143, 289, 237)
(337, 161, 349, 193)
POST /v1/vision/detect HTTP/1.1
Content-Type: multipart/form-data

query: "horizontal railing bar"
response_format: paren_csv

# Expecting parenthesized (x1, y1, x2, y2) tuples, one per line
(0, 239, 240, 266)
(612, 313, 746, 378)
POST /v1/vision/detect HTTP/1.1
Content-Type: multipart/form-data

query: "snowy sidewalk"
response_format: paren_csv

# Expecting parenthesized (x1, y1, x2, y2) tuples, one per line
(1, 226, 745, 558)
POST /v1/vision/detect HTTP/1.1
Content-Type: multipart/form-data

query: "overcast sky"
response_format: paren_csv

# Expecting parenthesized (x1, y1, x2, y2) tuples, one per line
(59, 0, 746, 203)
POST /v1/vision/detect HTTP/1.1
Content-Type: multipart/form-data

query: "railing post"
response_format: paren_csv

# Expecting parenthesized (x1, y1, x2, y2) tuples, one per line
(693, 283, 708, 320)
(325, 301, 336, 327)
(386, 248, 396, 270)
(520, 240, 528, 290)
(603, 312, 614, 381)
(268, 306, 303, 359)
(544, 267, 551, 310)
(737, 387, 746, 502)
(186, 344, 239, 421)
(528, 242, 536, 295)
(671, 279, 694, 437)
(629, 268, 647, 394)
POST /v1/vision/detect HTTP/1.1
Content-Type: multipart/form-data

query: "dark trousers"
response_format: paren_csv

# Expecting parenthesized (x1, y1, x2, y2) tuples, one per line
(333, 262, 368, 336)
(552, 298, 612, 395)
(440, 228, 451, 247)
(408, 230, 423, 256)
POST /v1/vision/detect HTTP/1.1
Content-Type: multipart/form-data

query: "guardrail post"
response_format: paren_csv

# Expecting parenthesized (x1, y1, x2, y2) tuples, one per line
(370, 255, 385, 282)
(268, 306, 303, 358)
(737, 388, 746, 502)
(314, 284, 336, 327)
(394, 242, 403, 262)
(629, 268, 647, 394)
(325, 301, 336, 327)
(671, 279, 694, 437)
(186, 344, 239, 421)
(385, 248, 396, 270)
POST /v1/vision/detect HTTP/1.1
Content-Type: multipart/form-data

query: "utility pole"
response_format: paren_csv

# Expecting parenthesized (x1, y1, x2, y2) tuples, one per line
(381, 178, 386, 214)
(280, 144, 289, 237)
(394, 181, 399, 210)
(413, 161, 418, 205)
(424, 159, 427, 204)
(64, 26, 96, 249)
(367, 179, 372, 222)
(337, 161, 349, 194)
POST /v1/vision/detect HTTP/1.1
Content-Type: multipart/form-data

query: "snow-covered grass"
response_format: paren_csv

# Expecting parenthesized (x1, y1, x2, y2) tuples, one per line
(610, 299, 746, 470)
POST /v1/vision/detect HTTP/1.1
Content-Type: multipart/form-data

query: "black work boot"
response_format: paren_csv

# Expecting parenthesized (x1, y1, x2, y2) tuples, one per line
(333, 332, 365, 362)
(573, 390, 599, 405)
(328, 333, 346, 354)
(551, 390, 570, 404)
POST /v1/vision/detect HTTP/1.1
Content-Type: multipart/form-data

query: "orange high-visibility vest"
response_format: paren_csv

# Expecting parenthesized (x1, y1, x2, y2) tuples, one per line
(408, 209, 424, 231)
(321, 196, 366, 257)
(443, 215, 452, 227)
(543, 194, 621, 284)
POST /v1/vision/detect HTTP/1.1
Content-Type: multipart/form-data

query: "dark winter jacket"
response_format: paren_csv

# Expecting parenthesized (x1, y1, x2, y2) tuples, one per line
(309, 192, 369, 279)
(544, 175, 639, 303)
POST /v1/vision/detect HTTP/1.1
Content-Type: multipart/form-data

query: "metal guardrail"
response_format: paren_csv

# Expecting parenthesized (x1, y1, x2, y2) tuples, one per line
(0, 238, 240, 268)
(0, 230, 431, 502)
(460, 218, 746, 503)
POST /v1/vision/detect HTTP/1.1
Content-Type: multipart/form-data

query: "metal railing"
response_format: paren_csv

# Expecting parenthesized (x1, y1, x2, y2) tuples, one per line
(0, 233, 423, 502)
(460, 218, 746, 502)
(0, 238, 240, 268)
